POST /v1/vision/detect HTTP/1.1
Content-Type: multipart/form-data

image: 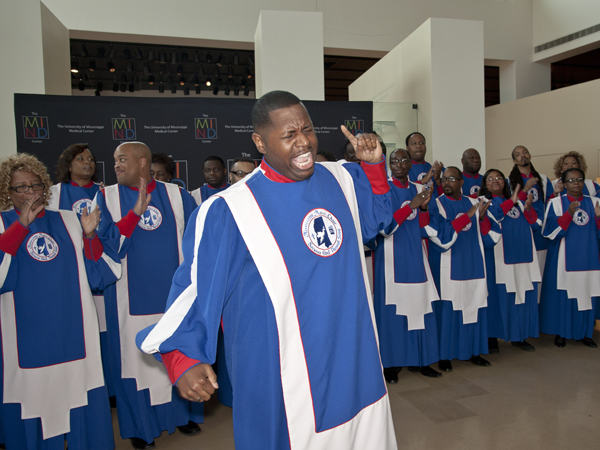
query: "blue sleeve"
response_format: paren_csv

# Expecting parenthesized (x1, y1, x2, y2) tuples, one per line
(542, 198, 567, 241)
(136, 198, 246, 365)
(94, 191, 132, 260)
(180, 188, 198, 226)
(481, 210, 501, 250)
(427, 197, 459, 253)
(83, 235, 121, 291)
(342, 162, 393, 244)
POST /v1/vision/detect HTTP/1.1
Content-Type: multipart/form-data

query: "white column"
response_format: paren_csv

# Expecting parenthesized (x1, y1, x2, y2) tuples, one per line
(254, 10, 324, 100)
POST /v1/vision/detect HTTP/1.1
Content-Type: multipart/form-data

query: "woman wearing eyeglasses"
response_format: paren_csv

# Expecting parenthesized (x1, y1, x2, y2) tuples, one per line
(540, 167, 600, 348)
(0, 153, 119, 449)
(549, 151, 600, 199)
(48, 143, 101, 214)
(479, 169, 542, 354)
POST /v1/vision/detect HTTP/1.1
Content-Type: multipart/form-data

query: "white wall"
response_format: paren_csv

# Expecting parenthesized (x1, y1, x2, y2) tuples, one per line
(41, 2, 71, 95)
(349, 19, 486, 170)
(486, 78, 600, 181)
(0, 0, 47, 159)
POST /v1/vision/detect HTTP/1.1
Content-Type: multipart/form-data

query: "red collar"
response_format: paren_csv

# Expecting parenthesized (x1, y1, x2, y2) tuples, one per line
(391, 177, 409, 189)
(521, 172, 533, 179)
(446, 194, 462, 201)
(207, 182, 228, 190)
(15, 208, 45, 218)
(463, 172, 480, 179)
(566, 194, 584, 202)
(260, 158, 296, 183)
(411, 160, 427, 165)
(128, 178, 156, 193)
(70, 180, 95, 188)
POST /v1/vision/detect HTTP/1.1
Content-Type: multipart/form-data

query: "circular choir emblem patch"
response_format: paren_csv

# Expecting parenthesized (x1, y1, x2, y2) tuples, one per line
(302, 208, 343, 257)
(455, 212, 472, 231)
(72, 198, 92, 215)
(27, 233, 59, 262)
(507, 206, 521, 219)
(401, 200, 418, 220)
(417, 172, 433, 189)
(572, 209, 589, 226)
(138, 206, 162, 231)
(528, 187, 539, 203)
(470, 185, 481, 195)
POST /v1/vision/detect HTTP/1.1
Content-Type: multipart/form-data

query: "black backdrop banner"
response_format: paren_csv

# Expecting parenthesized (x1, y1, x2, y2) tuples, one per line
(15, 94, 372, 190)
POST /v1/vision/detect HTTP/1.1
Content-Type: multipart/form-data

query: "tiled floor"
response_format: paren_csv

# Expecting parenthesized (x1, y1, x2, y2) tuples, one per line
(113, 330, 600, 450)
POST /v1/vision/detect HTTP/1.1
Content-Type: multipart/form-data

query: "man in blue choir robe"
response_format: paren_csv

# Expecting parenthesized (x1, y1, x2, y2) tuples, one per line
(190, 156, 230, 205)
(428, 167, 501, 372)
(137, 91, 398, 450)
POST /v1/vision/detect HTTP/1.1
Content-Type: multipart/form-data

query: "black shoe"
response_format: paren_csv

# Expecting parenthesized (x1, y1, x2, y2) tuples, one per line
(407, 366, 420, 373)
(438, 360, 452, 372)
(554, 335, 566, 348)
(511, 340, 535, 352)
(488, 337, 499, 354)
(384, 367, 401, 384)
(578, 337, 598, 348)
(130, 438, 155, 450)
(177, 421, 202, 436)
(109, 396, 117, 408)
(469, 355, 491, 367)
(420, 365, 442, 378)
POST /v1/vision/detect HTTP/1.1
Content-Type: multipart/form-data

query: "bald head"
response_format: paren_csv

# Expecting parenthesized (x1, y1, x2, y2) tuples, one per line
(114, 141, 152, 187)
(461, 148, 481, 175)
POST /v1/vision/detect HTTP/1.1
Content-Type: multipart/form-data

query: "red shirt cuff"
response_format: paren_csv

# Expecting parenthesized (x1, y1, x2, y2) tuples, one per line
(480, 215, 491, 235)
(0, 220, 30, 256)
(452, 214, 471, 233)
(419, 211, 430, 228)
(162, 349, 202, 385)
(557, 211, 573, 230)
(393, 204, 413, 226)
(523, 208, 538, 224)
(518, 191, 527, 202)
(596, 217, 600, 230)
(436, 185, 444, 196)
(83, 233, 104, 262)
(116, 210, 140, 238)
(500, 199, 514, 216)
(360, 159, 389, 195)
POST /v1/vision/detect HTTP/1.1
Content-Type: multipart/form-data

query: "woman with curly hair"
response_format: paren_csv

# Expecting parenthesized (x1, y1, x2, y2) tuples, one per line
(549, 151, 600, 198)
(0, 153, 119, 449)
(479, 168, 542, 354)
(48, 143, 101, 214)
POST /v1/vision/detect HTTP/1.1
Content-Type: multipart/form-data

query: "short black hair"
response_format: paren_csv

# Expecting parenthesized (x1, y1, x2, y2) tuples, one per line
(252, 91, 302, 134)
(203, 155, 225, 167)
(317, 150, 336, 162)
(444, 166, 463, 179)
(55, 143, 96, 183)
(232, 157, 256, 165)
(561, 167, 585, 184)
(405, 132, 425, 147)
(151, 153, 175, 176)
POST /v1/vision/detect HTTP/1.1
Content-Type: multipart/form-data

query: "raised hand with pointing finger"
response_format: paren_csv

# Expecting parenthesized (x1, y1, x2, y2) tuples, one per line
(340, 125, 383, 164)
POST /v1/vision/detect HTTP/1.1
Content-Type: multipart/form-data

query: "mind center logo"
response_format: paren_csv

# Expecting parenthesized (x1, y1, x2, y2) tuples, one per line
(302, 208, 343, 257)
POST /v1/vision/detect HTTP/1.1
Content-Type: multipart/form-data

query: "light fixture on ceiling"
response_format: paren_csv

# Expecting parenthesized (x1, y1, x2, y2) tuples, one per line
(158, 82, 165, 93)
(206, 51, 212, 63)
(71, 57, 79, 73)
(183, 85, 190, 95)
(88, 58, 96, 71)
(107, 59, 115, 72)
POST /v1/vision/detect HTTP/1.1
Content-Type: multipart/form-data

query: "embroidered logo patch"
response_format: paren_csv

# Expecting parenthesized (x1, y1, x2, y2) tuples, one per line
(417, 172, 433, 189)
(401, 200, 418, 220)
(72, 198, 92, 215)
(528, 187, 539, 203)
(302, 208, 343, 257)
(572, 209, 589, 226)
(138, 206, 162, 231)
(470, 185, 481, 195)
(507, 206, 521, 219)
(455, 212, 472, 231)
(27, 233, 59, 262)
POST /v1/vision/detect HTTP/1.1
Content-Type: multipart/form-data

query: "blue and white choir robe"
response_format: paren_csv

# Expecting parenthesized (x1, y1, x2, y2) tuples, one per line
(95, 179, 202, 443)
(48, 180, 114, 396)
(428, 194, 501, 360)
(539, 194, 600, 339)
(485, 196, 542, 343)
(369, 178, 440, 368)
(461, 173, 482, 197)
(0, 208, 120, 450)
(190, 182, 230, 206)
(137, 159, 398, 450)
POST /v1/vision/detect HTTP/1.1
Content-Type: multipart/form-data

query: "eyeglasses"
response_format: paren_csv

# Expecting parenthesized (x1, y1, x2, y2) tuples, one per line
(486, 176, 504, 182)
(230, 170, 252, 177)
(565, 177, 584, 184)
(441, 176, 462, 183)
(389, 158, 410, 166)
(9, 183, 45, 193)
